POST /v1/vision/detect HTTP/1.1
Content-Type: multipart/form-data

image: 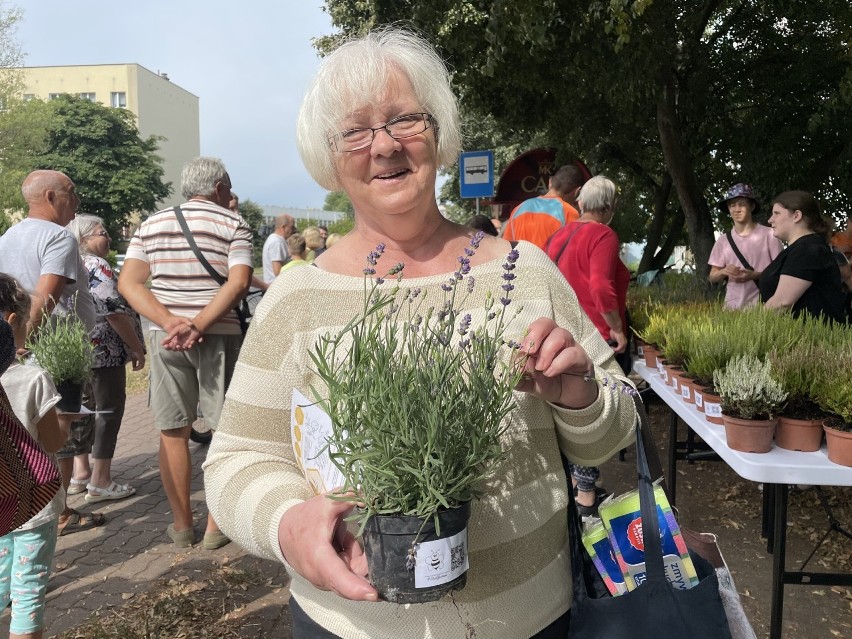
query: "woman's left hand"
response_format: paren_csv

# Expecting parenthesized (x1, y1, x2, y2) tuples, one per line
(516, 317, 598, 409)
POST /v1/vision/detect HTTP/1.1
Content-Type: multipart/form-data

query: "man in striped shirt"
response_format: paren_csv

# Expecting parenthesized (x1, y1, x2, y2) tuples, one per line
(118, 157, 252, 549)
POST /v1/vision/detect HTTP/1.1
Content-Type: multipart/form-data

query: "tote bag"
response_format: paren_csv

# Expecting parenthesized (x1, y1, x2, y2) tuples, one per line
(567, 396, 732, 639)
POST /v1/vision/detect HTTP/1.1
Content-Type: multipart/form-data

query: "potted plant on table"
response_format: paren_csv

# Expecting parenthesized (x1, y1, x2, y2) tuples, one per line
(713, 354, 787, 453)
(812, 341, 852, 467)
(309, 236, 527, 603)
(26, 312, 93, 413)
(769, 340, 826, 452)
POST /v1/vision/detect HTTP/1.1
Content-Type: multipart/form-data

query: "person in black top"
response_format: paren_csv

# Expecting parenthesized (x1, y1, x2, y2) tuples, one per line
(759, 190, 847, 323)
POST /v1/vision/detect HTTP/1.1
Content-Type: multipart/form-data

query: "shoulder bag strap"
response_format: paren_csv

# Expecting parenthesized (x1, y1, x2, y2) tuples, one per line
(725, 230, 754, 271)
(549, 222, 589, 265)
(173, 205, 226, 286)
(173, 206, 250, 334)
(725, 230, 759, 290)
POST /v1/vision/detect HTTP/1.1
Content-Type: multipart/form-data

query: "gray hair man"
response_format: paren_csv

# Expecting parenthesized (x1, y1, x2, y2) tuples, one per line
(118, 156, 253, 549)
(262, 213, 295, 282)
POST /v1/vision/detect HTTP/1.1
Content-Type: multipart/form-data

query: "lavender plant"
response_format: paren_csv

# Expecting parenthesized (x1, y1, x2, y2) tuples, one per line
(309, 234, 526, 531)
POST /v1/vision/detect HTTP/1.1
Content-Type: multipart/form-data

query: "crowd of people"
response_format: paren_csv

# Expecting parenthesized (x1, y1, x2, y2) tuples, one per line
(0, 25, 849, 639)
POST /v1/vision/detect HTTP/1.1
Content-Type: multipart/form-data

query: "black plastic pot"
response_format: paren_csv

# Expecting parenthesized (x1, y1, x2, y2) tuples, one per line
(362, 501, 471, 603)
(55, 380, 83, 413)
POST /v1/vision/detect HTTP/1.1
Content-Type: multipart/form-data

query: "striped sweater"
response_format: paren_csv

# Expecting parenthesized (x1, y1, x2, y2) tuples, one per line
(125, 200, 253, 334)
(203, 242, 636, 638)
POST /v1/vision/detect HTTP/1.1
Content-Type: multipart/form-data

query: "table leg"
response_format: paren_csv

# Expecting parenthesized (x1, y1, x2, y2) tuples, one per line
(763, 483, 774, 552)
(667, 407, 678, 505)
(769, 483, 788, 639)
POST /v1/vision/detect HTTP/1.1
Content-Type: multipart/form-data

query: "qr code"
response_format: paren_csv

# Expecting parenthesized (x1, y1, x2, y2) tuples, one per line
(450, 541, 466, 571)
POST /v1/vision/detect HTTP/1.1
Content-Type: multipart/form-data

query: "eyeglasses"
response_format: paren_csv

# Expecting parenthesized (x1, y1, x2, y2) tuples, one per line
(329, 112, 434, 152)
(85, 231, 110, 238)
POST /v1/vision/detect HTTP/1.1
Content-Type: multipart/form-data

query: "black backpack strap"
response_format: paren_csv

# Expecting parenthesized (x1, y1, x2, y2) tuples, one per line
(549, 222, 588, 265)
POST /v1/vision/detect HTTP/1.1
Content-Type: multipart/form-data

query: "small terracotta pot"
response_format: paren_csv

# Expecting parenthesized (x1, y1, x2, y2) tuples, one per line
(642, 345, 658, 369)
(722, 415, 777, 454)
(824, 424, 852, 467)
(694, 386, 705, 413)
(701, 388, 724, 425)
(678, 376, 696, 405)
(775, 417, 824, 452)
(664, 364, 682, 390)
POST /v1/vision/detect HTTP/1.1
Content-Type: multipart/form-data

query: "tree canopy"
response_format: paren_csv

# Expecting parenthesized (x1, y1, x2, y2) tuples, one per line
(319, 0, 852, 277)
(0, 95, 170, 238)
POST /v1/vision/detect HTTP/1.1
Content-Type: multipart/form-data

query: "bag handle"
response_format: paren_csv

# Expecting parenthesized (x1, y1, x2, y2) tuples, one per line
(569, 394, 670, 599)
(173, 205, 250, 334)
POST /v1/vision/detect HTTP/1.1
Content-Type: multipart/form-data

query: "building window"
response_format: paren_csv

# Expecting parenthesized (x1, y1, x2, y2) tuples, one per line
(110, 91, 127, 108)
(23, 94, 35, 102)
(79, 92, 96, 102)
(48, 93, 63, 100)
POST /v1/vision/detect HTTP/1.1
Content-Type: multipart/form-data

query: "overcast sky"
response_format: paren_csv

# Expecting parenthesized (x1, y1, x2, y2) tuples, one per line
(16, 1, 335, 209)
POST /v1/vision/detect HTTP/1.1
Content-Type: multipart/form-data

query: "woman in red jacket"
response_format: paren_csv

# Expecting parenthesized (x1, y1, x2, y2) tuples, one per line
(545, 175, 630, 516)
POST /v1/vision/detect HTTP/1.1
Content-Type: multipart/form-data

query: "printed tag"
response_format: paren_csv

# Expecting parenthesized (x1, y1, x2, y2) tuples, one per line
(681, 384, 692, 401)
(671, 376, 680, 391)
(694, 391, 703, 408)
(414, 527, 469, 588)
(704, 400, 722, 418)
(291, 388, 346, 495)
(657, 360, 665, 375)
(637, 344, 644, 357)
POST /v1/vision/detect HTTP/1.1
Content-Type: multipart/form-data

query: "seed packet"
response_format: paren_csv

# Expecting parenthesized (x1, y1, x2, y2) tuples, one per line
(581, 517, 628, 596)
(599, 486, 699, 591)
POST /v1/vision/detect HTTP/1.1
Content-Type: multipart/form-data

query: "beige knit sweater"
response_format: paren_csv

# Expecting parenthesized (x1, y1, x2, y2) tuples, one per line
(203, 242, 636, 638)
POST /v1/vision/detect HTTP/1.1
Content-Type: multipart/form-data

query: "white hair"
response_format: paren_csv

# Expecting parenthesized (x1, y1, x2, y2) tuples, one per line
(297, 28, 462, 191)
(181, 157, 228, 200)
(66, 214, 105, 255)
(578, 176, 618, 214)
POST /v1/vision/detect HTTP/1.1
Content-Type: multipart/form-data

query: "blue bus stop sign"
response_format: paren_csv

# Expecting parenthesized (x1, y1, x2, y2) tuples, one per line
(459, 151, 494, 199)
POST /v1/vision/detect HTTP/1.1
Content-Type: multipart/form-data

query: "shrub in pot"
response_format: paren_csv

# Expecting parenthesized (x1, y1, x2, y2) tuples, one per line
(311, 239, 525, 603)
(26, 312, 93, 412)
(769, 340, 827, 452)
(812, 340, 852, 466)
(713, 354, 787, 453)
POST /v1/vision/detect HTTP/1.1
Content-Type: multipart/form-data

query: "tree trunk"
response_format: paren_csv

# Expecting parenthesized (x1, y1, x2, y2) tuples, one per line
(638, 174, 673, 274)
(656, 66, 716, 281)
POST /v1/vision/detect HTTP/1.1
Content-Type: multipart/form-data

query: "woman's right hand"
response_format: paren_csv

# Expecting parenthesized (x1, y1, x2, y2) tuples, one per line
(277, 495, 379, 602)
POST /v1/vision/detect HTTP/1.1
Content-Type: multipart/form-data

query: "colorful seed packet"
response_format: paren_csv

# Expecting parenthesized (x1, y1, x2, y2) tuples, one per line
(581, 517, 628, 596)
(599, 486, 699, 591)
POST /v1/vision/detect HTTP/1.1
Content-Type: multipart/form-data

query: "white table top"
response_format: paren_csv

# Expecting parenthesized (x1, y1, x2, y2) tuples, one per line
(634, 362, 852, 486)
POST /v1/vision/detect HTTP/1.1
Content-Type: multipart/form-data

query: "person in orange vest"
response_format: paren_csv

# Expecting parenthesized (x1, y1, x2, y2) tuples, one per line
(502, 164, 586, 249)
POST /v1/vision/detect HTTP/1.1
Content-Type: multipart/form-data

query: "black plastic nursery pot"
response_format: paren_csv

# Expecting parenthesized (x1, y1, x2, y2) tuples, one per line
(55, 380, 82, 413)
(361, 501, 471, 604)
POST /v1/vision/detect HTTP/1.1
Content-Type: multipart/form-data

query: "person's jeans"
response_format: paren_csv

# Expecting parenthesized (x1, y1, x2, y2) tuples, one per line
(289, 596, 570, 638)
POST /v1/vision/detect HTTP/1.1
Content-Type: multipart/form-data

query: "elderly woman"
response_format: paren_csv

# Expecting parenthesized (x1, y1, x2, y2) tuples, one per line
(204, 29, 636, 638)
(760, 191, 847, 323)
(544, 176, 630, 517)
(67, 215, 145, 502)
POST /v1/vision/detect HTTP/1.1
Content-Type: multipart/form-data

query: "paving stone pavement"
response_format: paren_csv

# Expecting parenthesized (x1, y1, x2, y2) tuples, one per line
(0, 392, 290, 638)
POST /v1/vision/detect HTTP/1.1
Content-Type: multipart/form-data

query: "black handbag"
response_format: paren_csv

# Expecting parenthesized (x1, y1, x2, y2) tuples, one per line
(567, 396, 732, 638)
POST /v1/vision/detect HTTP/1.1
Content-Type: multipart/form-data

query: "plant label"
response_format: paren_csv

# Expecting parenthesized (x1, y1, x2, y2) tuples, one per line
(414, 528, 469, 588)
(291, 388, 346, 495)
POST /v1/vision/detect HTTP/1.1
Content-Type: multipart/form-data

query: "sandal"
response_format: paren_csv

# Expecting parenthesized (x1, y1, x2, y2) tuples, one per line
(66, 477, 90, 495)
(84, 481, 136, 504)
(58, 509, 106, 536)
(202, 531, 231, 550)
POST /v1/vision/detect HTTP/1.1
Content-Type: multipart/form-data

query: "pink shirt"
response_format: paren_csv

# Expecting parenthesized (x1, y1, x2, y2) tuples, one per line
(708, 224, 782, 309)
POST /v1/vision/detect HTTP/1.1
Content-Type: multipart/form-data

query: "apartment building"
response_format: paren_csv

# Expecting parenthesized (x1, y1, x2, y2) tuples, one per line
(19, 63, 199, 210)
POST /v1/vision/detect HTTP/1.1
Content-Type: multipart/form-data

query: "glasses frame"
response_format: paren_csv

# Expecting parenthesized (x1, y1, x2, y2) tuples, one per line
(329, 112, 434, 153)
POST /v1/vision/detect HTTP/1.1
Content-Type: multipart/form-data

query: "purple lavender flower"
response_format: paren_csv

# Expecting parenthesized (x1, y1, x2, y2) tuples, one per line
(500, 297, 511, 306)
(501, 283, 515, 292)
(470, 230, 485, 249)
(441, 282, 453, 292)
(363, 267, 376, 276)
(503, 272, 516, 282)
(467, 277, 476, 293)
(375, 277, 385, 285)
(458, 313, 472, 336)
